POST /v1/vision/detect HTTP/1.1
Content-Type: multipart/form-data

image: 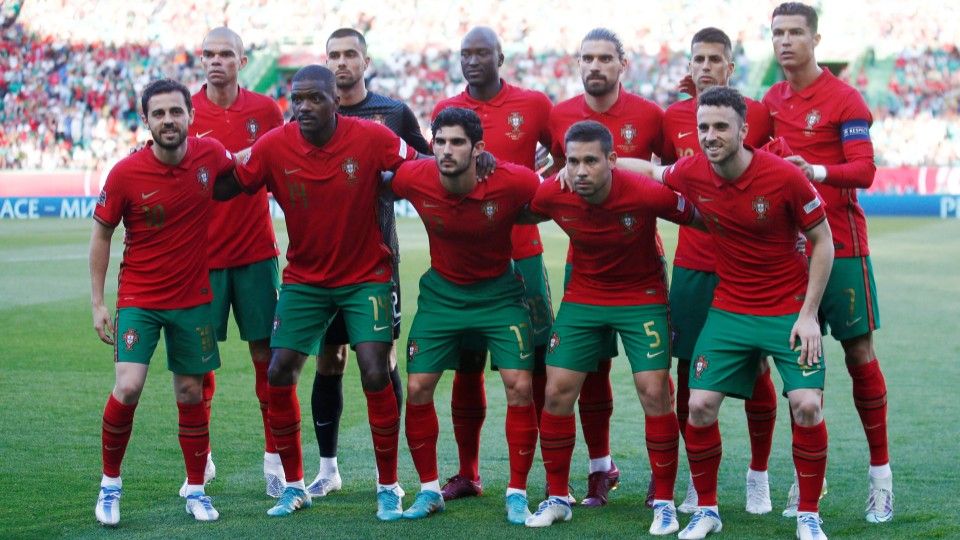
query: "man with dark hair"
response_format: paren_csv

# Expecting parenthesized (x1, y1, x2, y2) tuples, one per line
(214, 65, 418, 520)
(306, 27, 430, 499)
(430, 25, 556, 503)
(546, 26, 665, 508)
(91, 78, 236, 525)
(621, 86, 834, 540)
(390, 107, 540, 524)
(188, 26, 286, 499)
(521, 120, 695, 533)
(764, 2, 893, 524)
(661, 26, 777, 515)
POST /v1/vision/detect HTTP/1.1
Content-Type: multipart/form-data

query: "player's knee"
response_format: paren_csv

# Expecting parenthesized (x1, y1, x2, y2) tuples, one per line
(636, 379, 672, 415)
(789, 393, 823, 426)
(112, 380, 144, 404)
(406, 376, 435, 404)
(503, 375, 533, 406)
(543, 382, 577, 415)
(687, 394, 719, 426)
(842, 334, 874, 366)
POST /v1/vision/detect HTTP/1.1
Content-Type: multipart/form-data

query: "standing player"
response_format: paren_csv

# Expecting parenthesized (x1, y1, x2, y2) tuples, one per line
(661, 27, 777, 515)
(190, 26, 285, 499)
(522, 120, 693, 535)
(392, 107, 540, 525)
(214, 65, 418, 520)
(546, 27, 664, 507)
(636, 87, 833, 540)
(90, 79, 235, 525)
(763, 3, 893, 523)
(430, 25, 555, 501)
(307, 27, 430, 499)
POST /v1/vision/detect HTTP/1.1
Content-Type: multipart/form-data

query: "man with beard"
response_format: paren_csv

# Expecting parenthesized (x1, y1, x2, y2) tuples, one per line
(214, 65, 418, 520)
(546, 27, 664, 508)
(91, 79, 236, 525)
(306, 27, 430, 499)
(430, 25, 556, 502)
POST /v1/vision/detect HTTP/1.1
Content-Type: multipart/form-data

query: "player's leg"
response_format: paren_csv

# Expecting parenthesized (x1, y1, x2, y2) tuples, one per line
(617, 304, 679, 535)
(403, 369, 446, 520)
(308, 315, 348, 498)
(165, 304, 222, 521)
(527, 301, 598, 528)
(514, 254, 554, 420)
(578, 352, 616, 506)
(444, 343, 487, 500)
(95, 308, 161, 526)
(339, 281, 403, 520)
(264, 283, 335, 516)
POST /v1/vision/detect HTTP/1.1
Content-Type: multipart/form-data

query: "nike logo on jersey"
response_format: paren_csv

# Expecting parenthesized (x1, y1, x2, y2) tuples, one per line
(560, 216, 578, 222)
(845, 317, 863, 327)
(770, 111, 780, 116)
(647, 350, 665, 359)
(677, 131, 693, 139)
(196, 130, 214, 138)
(698, 195, 713, 202)
(802, 369, 822, 377)
(284, 167, 302, 175)
(141, 190, 160, 200)
(423, 202, 441, 208)
(373, 324, 391, 332)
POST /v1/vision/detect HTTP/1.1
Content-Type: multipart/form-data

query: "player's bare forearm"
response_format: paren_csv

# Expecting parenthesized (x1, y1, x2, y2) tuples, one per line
(89, 221, 116, 345)
(213, 170, 242, 201)
(799, 218, 834, 319)
(617, 158, 664, 182)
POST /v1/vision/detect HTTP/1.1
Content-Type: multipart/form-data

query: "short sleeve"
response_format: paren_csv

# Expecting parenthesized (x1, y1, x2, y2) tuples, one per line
(375, 123, 418, 173)
(785, 169, 827, 230)
(529, 176, 555, 216)
(93, 165, 127, 227)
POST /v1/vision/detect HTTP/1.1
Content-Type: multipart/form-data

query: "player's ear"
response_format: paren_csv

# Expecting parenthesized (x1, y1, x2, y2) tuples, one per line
(188, 107, 196, 126)
(813, 32, 821, 47)
(607, 151, 618, 167)
(473, 140, 485, 156)
(239, 54, 249, 70)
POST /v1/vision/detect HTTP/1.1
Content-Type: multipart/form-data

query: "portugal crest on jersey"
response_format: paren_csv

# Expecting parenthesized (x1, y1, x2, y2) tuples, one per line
(620, 213, 636, 231)
(694, 354, 709, 379)
(342, 158, 359, 183)
(548, 331, 561, 353)
(407, 340, 419, 361)
(122, 329, 139, 351)
(246, 118, 260, 141)
(804, 109, 821, 137)
(196, 167, 210, 191)
(481, 200, 499, 220)
(621, 124, 636, 144)
(506, 112, 524, 141)
(752, 196, 770, 221)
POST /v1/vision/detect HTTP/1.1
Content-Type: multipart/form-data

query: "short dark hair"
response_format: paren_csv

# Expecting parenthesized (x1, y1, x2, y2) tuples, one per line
(140, 79, 192, 116)
(581, 27, 625, 60)
(327, 28, 367, 54)
(772, 2, 819, 33)
(431, 107, 483, 146)
(291, 64, 336, 93)
(698, 86, 747, 123)
(691, 27, 733, 59)
(564, 120, 613, 154)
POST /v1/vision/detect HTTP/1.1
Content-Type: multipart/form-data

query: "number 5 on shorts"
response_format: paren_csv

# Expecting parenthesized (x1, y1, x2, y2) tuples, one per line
(643, 320, 662, 349)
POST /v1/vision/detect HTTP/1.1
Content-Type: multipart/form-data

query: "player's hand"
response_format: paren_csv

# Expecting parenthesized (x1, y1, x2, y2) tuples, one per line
(789, 314, 822, 367)
(678, 74, 697, 97)
(234, 147, 252, 166)
(785, 155, 816, 182)
(476, 151, 496, 181)
(555, 166, 573, 192)
(93, 304, 115, 345)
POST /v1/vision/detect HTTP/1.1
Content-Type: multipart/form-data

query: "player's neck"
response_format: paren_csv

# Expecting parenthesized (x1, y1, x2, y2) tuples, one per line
(711, 147, 753, 181)
(784, 61, 823, 92)
(582, 176, 612, 205)
(467, 78, 502, 102)
(300, 117, 338, 148)
(440, 168, 478, 196)
(584, 85, 620, 113)
(151, 140, 188, 166)
(206, 82, 240, 109)
(338, 83, 368, 107)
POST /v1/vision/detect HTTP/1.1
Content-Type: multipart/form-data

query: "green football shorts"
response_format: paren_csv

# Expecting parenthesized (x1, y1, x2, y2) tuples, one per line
(114, 304, 220, 375)
(668, 266, 719, 361)
(820, 256, 881, 341)
(209, 257, 279, 342)
(562, 262, 618, 359)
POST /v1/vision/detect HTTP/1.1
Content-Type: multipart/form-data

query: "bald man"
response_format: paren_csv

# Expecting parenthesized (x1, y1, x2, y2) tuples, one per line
(187, 27, 286, 500)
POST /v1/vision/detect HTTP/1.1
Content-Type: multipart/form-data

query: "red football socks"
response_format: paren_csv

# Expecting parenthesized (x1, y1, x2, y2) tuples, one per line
(101, 394, 137, 478)
(744, 369, 777, 471)
(268, 383, 303, 482)
(539, 411, 576, 498)
(253, 361, 276, 453)
(505, 404, 538, 490)
(405, 401, 440, 483)
(685, 421, 722, 506)
(646, 412, 680, 500)
(177, 401, 209, 485)
(849, 359, 889, 465)
(451, 371, 486, 481)
(793, 420, 828, 512)
(578, 359, 613, 459)
(366, 383, 400, 485)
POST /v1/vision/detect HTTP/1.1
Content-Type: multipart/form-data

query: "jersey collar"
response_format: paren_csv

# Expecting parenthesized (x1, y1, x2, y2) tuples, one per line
(578, 85, 628, 118)
(783, 67, 833, 101)
(711, 145, 758, 190)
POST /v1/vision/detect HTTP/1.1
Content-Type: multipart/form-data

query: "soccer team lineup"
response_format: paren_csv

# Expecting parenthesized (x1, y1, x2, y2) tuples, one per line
(84, 3, 896, 539)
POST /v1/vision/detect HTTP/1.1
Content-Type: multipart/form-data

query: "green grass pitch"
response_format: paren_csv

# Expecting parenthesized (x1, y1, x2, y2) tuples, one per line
(1, 216, 958, 539)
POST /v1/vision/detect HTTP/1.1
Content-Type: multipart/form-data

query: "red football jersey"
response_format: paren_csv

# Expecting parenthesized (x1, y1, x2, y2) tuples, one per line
(392, 160, 539, 285)
(548, 86, 663, 160)
(433, 81, 552, 260)
(192, 85, 283, 269)
(662, 150, 827, 316)
(763, 69, 875, 258)
(531, 169, 694, 306)
(661, 96, 774, 272)
(94, 138, 235, 309)
(235, 116, 416, 287)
